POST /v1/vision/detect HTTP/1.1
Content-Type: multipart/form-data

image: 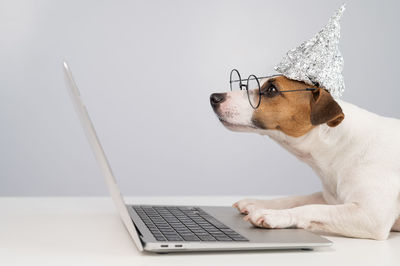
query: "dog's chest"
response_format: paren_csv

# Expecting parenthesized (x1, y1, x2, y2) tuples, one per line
(308, 160, 342, 204)
(281, 142, 342, 203)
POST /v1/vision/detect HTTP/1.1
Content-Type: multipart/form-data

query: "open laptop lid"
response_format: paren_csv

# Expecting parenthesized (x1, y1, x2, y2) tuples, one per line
(63, 61, 144, 251)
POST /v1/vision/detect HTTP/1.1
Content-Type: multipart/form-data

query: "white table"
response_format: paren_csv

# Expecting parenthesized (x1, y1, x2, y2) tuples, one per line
(1, 196, 399, 266)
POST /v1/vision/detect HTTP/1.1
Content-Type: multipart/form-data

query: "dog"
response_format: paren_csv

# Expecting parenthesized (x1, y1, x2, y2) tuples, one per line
(210, 75, 400, 240)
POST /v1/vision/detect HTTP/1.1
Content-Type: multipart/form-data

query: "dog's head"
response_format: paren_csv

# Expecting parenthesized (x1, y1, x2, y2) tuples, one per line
(210, 75, 344, 137)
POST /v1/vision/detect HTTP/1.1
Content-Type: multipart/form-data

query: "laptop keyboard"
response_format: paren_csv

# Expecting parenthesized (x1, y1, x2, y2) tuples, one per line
(132, 206, 249, 242)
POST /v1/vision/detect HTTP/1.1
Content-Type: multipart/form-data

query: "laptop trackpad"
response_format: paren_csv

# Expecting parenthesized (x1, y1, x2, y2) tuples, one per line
(199, 205, 328, 244)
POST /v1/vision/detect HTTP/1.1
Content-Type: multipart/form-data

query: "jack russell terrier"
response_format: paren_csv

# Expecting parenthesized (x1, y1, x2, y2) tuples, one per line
(210, 75, 400, 240)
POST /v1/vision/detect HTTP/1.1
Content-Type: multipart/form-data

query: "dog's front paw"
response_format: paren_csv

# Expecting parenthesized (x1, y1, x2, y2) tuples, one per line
(243, 209, 294, 228)
(232, 198, 264, 214)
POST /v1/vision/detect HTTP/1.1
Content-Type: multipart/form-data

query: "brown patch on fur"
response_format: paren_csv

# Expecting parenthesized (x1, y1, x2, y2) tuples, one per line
(391, 217, 400, 232)
(251, 76, 344, 137)
(307, 221, 327, 231)
(309, 221, 325, 227)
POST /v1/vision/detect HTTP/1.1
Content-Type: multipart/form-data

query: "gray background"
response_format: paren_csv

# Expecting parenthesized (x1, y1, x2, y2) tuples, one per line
(1, 0, 399, 196)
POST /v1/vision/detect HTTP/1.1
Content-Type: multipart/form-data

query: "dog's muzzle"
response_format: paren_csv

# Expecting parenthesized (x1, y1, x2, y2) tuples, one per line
(210, 93, 226, 109)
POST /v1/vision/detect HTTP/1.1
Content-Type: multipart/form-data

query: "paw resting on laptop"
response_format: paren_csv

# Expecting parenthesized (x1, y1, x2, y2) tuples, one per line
(245, 208, 293, 229)
(233, 200, 293, 228)
(232, 198, 267, 214)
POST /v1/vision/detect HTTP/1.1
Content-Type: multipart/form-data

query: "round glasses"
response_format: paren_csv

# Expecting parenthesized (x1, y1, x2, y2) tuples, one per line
(229, 69, 316, 109)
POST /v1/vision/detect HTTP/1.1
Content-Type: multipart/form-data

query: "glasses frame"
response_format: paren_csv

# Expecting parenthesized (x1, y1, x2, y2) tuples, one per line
(229, 69, 317, 109)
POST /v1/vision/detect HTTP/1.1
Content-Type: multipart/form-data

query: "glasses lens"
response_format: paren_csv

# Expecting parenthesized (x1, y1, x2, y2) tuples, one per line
(230, 69, 242, 91)
(247, 75, 261, 109)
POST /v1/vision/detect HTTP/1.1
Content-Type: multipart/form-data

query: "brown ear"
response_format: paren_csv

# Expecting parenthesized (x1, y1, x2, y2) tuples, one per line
(310, 88, 345, 127)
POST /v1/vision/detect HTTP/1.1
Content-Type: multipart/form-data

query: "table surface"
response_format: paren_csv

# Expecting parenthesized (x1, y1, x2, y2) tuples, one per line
(1, 196, 399, 266)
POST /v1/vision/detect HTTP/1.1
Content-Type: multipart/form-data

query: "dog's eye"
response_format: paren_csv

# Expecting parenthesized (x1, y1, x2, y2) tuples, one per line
(263, 85, 279, 97)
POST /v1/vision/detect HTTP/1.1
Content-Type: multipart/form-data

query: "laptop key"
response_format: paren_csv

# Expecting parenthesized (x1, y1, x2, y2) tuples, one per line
(179, 232, 195, 235)
(215, 236, 233, 241)
(195, 232, 212, 236)
(182, 235, 201, 241)
(166, 236, 183, 241)
(206, 228, 221, 232)
(198, 235, 217, 241)
(221, 229, 236, 234)
(161, 231, 176, 235)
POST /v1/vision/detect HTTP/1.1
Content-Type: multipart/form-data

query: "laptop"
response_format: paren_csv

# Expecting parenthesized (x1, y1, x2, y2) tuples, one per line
(63, 61, 332, 253)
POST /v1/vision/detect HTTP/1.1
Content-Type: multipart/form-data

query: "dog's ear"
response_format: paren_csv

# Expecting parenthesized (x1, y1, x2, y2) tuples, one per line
(310, 88, 344, 127)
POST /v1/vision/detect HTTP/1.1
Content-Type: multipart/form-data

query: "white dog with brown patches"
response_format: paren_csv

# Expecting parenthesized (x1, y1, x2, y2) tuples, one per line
(210, 75, 400, 240)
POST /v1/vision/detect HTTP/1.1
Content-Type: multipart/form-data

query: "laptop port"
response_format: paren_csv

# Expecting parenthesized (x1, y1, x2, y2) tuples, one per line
(160, 245, 168, 248)
(175, 245, 183, 247)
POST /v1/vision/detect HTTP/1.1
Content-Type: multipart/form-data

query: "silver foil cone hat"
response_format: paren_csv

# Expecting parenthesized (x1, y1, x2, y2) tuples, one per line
(275, 4, 346, 98)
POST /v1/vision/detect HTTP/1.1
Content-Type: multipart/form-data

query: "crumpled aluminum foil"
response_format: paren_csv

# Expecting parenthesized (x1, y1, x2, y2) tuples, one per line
(275, 4, 346, 99)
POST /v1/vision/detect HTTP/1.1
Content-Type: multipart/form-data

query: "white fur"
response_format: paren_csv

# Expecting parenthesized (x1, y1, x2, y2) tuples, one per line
(230, 100, 400, 240)
(215, 90, 255, 130)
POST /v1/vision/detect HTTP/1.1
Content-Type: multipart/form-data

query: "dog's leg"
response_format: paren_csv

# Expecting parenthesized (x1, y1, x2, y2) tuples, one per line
(244, 202, 398, 240)
(233, 192, 326, 214)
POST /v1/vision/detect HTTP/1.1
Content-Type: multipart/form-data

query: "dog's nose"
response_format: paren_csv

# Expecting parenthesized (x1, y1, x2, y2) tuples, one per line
(210, 93, 226, 107)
